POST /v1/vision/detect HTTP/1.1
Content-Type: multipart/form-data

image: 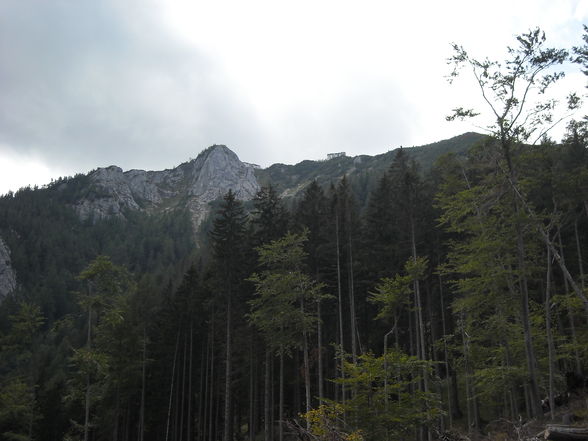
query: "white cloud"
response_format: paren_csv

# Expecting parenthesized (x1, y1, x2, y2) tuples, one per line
(0, 0, 586, 194)
(0, 149, 71, 195)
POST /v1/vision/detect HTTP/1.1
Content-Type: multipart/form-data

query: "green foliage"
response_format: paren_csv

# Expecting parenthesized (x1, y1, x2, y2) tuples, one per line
(299, 403, 364, 441)
(248, 231, 327, 353)
(1, 32, 588, 438)
(335, 351, 442, 441)
(0, 378, 36, 441)
(369, 275, 411, 322)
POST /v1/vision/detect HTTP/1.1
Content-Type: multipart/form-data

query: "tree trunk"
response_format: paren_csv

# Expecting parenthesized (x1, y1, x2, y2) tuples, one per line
(317, 300, 324, 405)
(514, 196, 542, 419)
(335, 214, 346, 405)
(224, 297, 232, 441)
(84, 304, 93, 441)
(180, 334, 187, 441)
(546, 245, 556, 421)
(438, 273, 453, 428)
(411, 218, 431, 441)
(113, 387, 120, 441)
(348, 229, 358, 363)
(187, 323, 193, 441)
(301, 297, 312, 428)
(462, 319, 472, 434)
(545, 424, 588, 440)
(279, 348, 284, 441)
(557, 230, 582, 374)
(139, 325, 146, 441)
(506, 173, 588, 316)
(208, 307, 216, 441)
(574, 219, 585, 290)
(166, 330, 181, 441)
(198, 341, 206, 441)
(264, 349, 271, 441)
(202, 330, 211, 441)
(249, 337, 255, 441)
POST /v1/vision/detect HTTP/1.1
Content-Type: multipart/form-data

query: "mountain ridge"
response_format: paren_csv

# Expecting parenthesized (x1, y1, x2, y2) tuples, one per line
(255, 132, 487, 199)
(0, 131, 487, 301)
(65, 132, 487, 225)
(73, 144, 260, 228)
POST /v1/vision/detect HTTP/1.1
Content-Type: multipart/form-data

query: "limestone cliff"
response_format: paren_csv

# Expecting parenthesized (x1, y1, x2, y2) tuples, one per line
(0, 237, 16, 299)
(74, 145, 259, 229)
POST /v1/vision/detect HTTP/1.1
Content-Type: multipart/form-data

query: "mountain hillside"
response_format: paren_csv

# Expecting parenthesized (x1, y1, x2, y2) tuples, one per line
(57, 132, 487, 227)
(0, 132, 488, 305)
(1, 129, 586, 441)
(256, 132, 486, 200)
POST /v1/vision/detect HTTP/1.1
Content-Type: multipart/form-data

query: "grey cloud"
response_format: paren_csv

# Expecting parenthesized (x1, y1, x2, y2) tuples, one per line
(0, 0, 264, 173)
(264, 81, 417, 165)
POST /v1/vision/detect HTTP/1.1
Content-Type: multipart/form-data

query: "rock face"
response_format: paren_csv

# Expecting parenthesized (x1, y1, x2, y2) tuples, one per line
(74, 145, 260, 230)
(0, 237, 17, 299)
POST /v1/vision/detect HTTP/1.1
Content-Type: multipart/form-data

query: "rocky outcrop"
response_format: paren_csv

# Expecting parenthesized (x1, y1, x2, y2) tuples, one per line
(73, 145, 260, 230)
(0, 237, 16, 299)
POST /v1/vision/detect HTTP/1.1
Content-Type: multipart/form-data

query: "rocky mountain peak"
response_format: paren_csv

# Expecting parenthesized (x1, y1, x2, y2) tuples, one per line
(73, 145, 260, 230)
(184, 144, 258, 201)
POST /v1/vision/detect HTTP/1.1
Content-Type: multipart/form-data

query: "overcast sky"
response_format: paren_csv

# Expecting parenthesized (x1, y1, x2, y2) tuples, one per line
(1, 0, 587, 194)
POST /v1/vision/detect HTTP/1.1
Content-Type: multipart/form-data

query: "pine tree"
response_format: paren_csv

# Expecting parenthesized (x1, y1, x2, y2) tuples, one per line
(209, 190, 249, 441)
(248, 231, 326, 440)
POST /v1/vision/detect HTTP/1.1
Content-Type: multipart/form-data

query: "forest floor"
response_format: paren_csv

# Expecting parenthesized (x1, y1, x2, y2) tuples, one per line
(439, 392, 588, 441)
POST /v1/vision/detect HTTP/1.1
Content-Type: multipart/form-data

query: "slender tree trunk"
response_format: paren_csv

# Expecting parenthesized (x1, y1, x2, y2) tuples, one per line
(411, 218, 431, 441)
(439, 273, 453, 428)
(215, 379, 222, 441)
(523, 383, 531, 420)
(317, 300, 324, 404)
(505, 171, 588, 315)
(574, 219, 585, 290)
(301, 297, 311, 428)
(264, 349, 271, 441)
(187, 323, 193, 441)
(546, 245, 556, 421)
(203, 330, 211, 441)
(139, 325, 146, 441)
(249, 337, 255, 441)
(503, 341, 518, 420)
(198, 340, 206, 441)
(335, 214, 346, 405)
(208, 306, 216, 441)
(383, 322, 397, 411)
(175, 362, 181, 441)
(166, 331, 181, 441)
(383, 323, 396, 441)
(253, 346, 259, 441)
(461, 316, 473, 434)
(84, 304, 93, 441)
(224, 296, 232, 441)
(558, 230, 582, 374)
(113, 387, 120, 441)
(348, 229, 358, 364)
(514, 197, 542, 419)
(279, 348, 284, 441)
(180, 334, 187, 441)
(270, 354, 275, 441)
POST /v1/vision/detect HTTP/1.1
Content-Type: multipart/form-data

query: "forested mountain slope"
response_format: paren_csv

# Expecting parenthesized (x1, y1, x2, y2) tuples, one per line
(256, 132, 486, 203)
(0, 130, 587, 441)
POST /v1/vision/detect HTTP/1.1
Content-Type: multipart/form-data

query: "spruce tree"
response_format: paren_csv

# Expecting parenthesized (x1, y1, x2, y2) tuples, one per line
(209, 190, 248, 441)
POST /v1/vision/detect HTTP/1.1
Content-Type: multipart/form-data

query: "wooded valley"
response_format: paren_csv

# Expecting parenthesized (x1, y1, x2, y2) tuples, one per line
(1, 28, 588, 441)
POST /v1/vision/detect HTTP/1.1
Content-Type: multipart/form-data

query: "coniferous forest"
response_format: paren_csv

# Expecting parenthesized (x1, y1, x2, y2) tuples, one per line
(2, 28, 588, 441)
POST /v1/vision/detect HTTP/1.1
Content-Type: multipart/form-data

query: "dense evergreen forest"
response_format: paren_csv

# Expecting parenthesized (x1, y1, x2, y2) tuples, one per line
(2, 28, 588, 441)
